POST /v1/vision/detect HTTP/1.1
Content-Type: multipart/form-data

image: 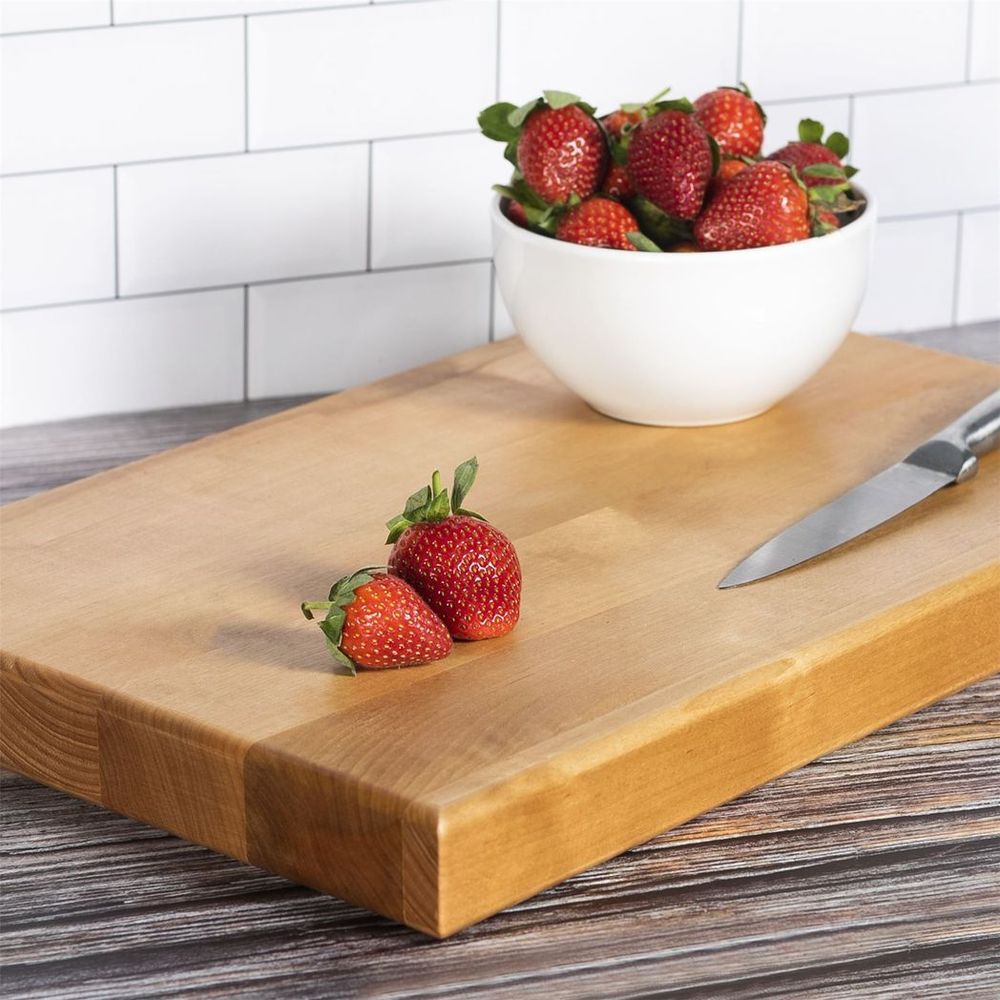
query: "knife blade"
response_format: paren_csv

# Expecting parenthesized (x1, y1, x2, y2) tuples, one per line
(719, 388, 1000, 589)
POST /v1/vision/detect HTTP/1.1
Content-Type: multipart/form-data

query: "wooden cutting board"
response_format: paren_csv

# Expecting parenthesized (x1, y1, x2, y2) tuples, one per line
(2, 334, 998, 937)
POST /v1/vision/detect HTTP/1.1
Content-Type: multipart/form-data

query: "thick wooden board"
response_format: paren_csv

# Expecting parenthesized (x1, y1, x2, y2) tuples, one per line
(2, 333, 998, 937)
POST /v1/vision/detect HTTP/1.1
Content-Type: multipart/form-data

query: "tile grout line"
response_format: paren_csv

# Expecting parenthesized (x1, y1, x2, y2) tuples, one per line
(112, 165, 120, 298)
(0, 258, 495, 315)
(243, 16, 250, 153)
(0, 1, 425, 37)
(965, 0, 975, 82)
(489, 0, 501, 343)
(494, 0, 502, 100)
(0, 128, 480, 180)
(951, 213, 965, 326)
(243, 286, 250, 401)
(735, 0, 744, 84)
(880, 205, 999, 223)
(6, 78, 999, 181)
(846, 94, 855, 164)
(366, 142, 374, 271)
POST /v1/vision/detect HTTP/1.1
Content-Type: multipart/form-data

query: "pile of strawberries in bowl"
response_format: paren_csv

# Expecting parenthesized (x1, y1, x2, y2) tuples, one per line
(479, 84, 864, 252)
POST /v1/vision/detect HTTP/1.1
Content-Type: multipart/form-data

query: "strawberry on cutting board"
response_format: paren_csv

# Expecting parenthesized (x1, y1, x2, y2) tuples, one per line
(302, 570, 452, 674)
(479, 90, 607, 205)
(386, 458, 521, 640)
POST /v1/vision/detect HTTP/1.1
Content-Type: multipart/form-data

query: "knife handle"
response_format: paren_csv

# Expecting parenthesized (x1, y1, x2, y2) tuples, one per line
(937, 389, 1000, 459)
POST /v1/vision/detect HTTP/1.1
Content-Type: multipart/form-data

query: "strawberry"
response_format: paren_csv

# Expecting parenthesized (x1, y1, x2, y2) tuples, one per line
(600, 162, 633, 199)
(479, 91, 606, 204)
(302, 570, 451, 674)
(385, 458, 521, 640)
(505, 199, 529, 228)
(694, 160, 810, 251)
(556, 196, 640, 251)
(627, 107, 715, 220)
(599, 109, 643, 199)
(767, 119, 855, 188)
(519, 104, 607, 202)
(709, 156, 751, 196)
(693, 84, 765, 158)
(601, 108, 644, 138)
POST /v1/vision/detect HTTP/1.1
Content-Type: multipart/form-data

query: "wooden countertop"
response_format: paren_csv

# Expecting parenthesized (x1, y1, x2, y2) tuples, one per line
(2, 325, 998, 998)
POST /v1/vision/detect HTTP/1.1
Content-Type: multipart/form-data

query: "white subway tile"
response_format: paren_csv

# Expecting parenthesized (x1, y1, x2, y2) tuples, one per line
(854, 216, 958, 334)
(957, 210, 1000, 324)
(113, 0, 351, 24)
(760, 98, 851, 159)
(248, 262, 490, 397)
(248, 1, 496, 149)
(0, 290, 244, 427)
(853, 83, 1000, 216)
(743, 0, 967, 100)
(492, 271, 516, 341)
(0, 170, 115, 310)
(371, 133, 497, 269)
(969, 0, 1000, 80)
(0, 0, 109, 33)
(117, 146, 368, 295)
(0, 20, 243, 173)
(500, 1, 738, 114)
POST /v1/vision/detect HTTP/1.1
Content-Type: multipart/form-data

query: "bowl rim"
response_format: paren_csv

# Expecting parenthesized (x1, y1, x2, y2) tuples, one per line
(491, 183, 875, 261)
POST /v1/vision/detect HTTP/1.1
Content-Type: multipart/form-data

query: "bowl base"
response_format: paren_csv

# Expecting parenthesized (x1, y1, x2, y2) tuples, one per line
(588, 403, 773, 428)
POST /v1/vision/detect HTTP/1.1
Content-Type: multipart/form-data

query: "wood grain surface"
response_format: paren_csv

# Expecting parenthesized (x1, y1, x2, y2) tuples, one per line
(2, 327, 999, 995)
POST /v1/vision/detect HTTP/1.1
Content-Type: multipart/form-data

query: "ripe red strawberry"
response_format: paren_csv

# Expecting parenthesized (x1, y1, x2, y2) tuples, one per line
(505, 199, 529, 228)
(479, 92, 607, 204)
(768, 141, 842, 187)
(767, 119, 852, 188)
(709, 156, 750, 195)
(627, 109, 714, 220)
(386, 458, 521, 640)
(556, 196, 640, 251)
(601, 162, 634, 199)
(815, 208, 841, 232)
(518, 104, 607, 203)
(694, 160, 810, 251)
(599, 109, 642, 199)
(302, 570, 451, 674)
(601, 108, 643, 139)
(693, 84, 765, 158)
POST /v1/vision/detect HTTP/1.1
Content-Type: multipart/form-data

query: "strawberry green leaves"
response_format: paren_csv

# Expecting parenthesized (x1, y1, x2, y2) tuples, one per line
(301, 567, 382, 675)
(798, 118, 824, 144)
(492, 179, 563, 234)
(451, 456, 483, 516)
(629, 196, 695, 248)
(385, 457, 487, 544)
(626, 231, 663, 252)
(797, 118, 851, 160)
(478, 103, 519, 142)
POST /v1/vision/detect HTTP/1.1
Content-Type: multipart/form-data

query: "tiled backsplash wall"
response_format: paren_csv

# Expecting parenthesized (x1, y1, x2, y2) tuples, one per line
(1, 0, 998, 427)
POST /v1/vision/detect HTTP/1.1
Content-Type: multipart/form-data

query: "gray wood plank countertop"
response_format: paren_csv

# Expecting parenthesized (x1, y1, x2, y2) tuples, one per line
(2, 327, 999, 999)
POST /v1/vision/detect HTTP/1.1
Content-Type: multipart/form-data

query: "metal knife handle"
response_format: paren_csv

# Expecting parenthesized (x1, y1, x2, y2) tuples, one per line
(937, 389, 1000, 458)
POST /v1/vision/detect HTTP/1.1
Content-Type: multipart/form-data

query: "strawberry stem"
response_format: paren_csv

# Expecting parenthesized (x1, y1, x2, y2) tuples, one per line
(431, 470, 443, 496)
(301, 600, 334, 620)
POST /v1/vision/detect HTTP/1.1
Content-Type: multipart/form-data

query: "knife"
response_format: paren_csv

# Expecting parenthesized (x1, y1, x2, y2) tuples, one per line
(719, 389, 1000, 589)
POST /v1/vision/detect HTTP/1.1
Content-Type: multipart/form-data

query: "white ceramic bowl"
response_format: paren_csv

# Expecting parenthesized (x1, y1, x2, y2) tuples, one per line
(492, 189, 875, 426)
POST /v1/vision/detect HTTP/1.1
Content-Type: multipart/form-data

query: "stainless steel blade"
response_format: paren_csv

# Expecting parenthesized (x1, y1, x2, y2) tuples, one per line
(718, 461, 956, 589)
